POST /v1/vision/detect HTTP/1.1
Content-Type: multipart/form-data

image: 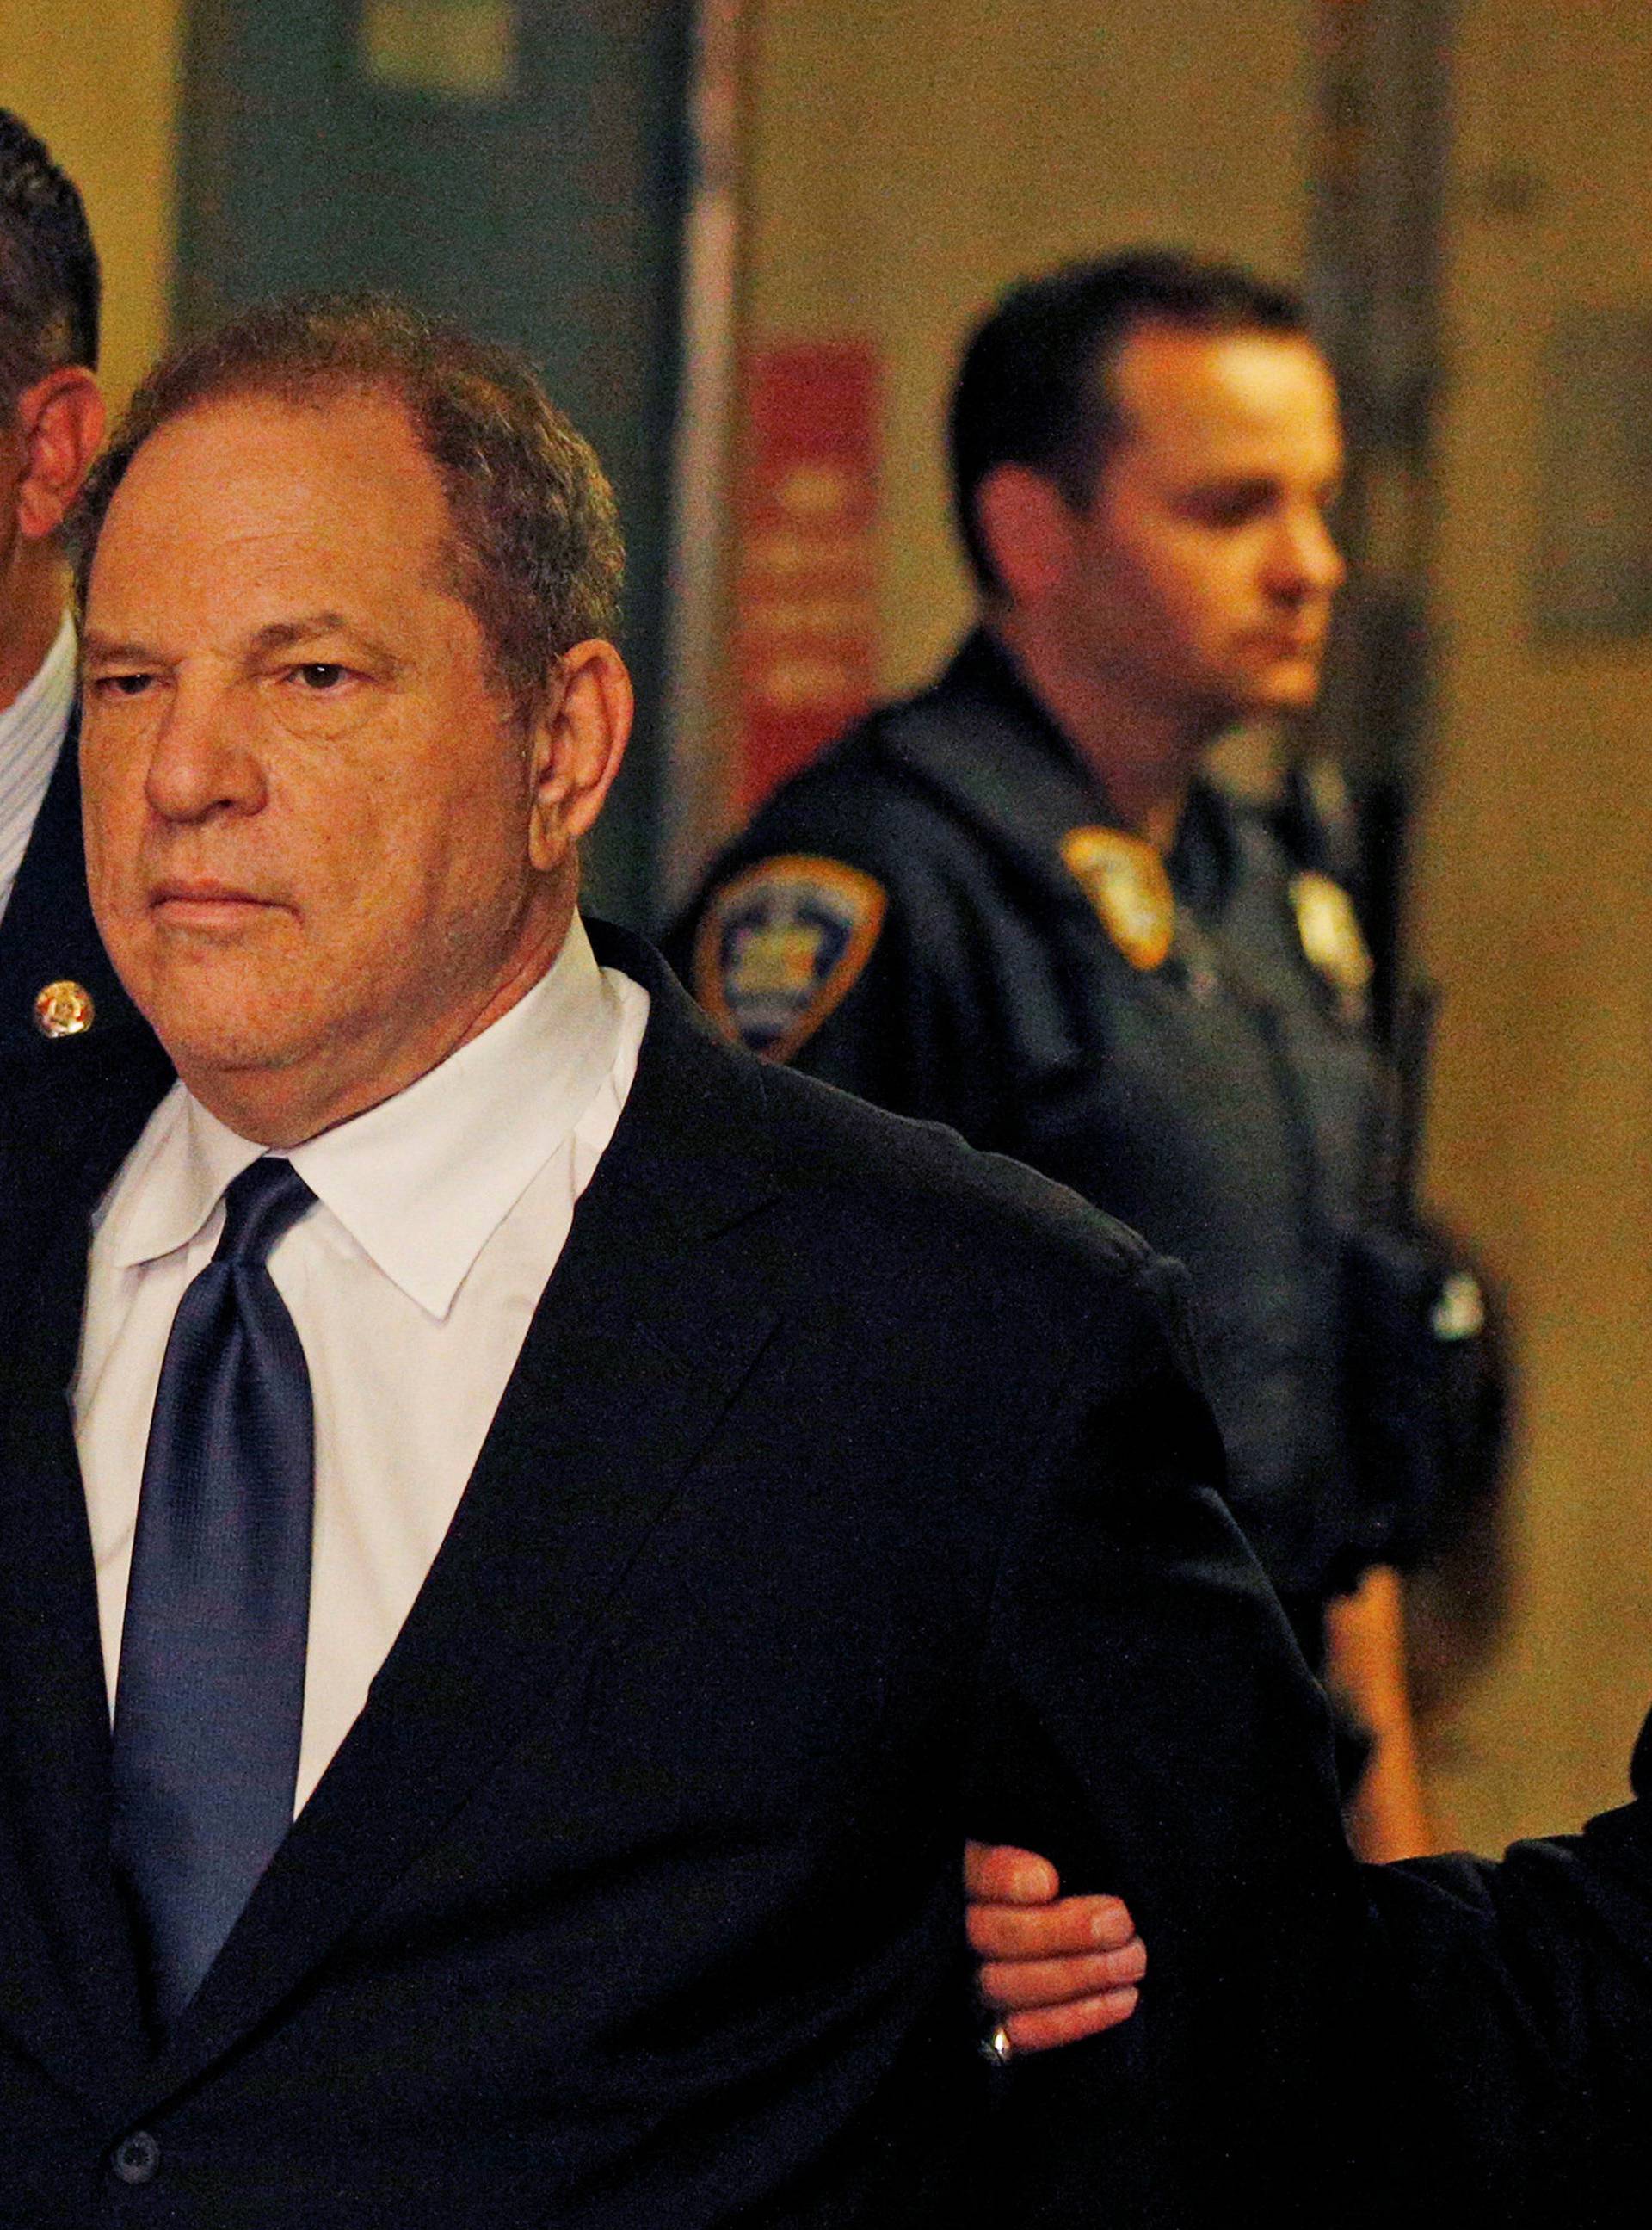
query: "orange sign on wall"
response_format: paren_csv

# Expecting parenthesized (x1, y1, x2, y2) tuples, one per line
(735, 341, 879, 810)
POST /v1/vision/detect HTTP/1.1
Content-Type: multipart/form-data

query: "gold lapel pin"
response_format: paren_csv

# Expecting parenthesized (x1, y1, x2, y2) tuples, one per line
(33, 979, 96, 1039)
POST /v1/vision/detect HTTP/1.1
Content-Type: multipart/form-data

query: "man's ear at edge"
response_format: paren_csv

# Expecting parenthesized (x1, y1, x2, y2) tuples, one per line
(972, 462, 1078, 608)
(526, 637, 633, 875)
(13, 365, 105, 541)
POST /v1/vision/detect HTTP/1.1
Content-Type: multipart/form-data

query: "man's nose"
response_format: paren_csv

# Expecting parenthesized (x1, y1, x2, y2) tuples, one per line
(144, 678, 268, 823)
(1268, 507, 1346, 601)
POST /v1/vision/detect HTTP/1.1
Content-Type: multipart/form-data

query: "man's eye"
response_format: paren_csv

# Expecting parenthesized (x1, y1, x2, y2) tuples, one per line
(1191, 495, 1268, 528)
(96, 671, 154, 697)
(293, 663, 348, 689)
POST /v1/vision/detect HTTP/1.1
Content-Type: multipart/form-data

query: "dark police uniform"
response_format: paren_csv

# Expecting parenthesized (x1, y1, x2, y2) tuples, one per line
(671, 630, 1450, 1685)
(0, 712, 157, 1093)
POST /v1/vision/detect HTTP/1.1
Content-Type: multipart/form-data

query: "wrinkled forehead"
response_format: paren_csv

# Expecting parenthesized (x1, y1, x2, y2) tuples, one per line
(89, 388, 457, 617)
(114, 385, 436, 516)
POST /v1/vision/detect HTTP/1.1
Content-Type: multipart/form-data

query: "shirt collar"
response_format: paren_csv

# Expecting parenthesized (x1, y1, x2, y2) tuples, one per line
(0, 612, 77, 897)
(104, 913, 628, 1318)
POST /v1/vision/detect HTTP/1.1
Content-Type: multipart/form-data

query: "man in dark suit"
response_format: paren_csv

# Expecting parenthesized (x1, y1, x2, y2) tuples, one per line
(0, 108, 143, 1075)
(968, 1718, 1652, 2223)
(0, 289, 1382, 2226)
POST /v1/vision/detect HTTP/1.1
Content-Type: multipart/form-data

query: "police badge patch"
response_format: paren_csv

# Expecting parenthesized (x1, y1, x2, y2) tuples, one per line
(1060, 827, 1175, 972)
(693, 855, 887, 1061)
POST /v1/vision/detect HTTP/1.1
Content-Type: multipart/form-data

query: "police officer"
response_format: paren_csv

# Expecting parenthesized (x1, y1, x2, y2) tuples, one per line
(0, 108, 147, 1073)
(672, 251, 1469, 1859)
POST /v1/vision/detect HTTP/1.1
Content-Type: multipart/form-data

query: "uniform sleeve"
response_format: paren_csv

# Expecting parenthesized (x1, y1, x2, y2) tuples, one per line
(966, 1252, 1396, 2224)
(663, 803, 1008, 1134)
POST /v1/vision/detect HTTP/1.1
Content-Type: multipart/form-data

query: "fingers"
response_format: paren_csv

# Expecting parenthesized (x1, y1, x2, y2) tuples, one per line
(978, 1937, 1146, 2011)
(964, 1839, 1058, 1903)
(965, 1890, 1137, 1960)
(995, 1986, 1141, 2055)
(963, 1842, 1146, 2057)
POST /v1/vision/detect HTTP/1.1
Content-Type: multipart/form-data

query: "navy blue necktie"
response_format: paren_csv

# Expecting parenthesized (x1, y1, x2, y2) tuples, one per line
(111, 1155, 317, 2030)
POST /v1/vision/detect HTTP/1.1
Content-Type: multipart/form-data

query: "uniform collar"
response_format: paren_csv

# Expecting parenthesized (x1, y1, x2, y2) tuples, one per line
(0, 609, 77, 759)
(927, 627, 1238, 908)
(99, 913, 630, 1319)
(941, 627, 1085, 776)
(0, 612, 77, 912)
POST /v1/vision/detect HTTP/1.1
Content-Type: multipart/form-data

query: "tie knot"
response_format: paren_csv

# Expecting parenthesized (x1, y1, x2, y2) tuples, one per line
(213, 1158, 316, 1267)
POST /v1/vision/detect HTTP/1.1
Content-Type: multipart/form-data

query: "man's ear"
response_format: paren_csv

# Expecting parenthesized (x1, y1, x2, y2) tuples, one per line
(973, 464, 1078, 607)
(13, 365, 105, 541)
(526, 638, 633, 873)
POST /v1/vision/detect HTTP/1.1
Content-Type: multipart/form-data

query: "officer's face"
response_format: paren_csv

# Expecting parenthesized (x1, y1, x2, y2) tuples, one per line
(80, 389, 596, 1146)
(1054, 324, 1346, 728)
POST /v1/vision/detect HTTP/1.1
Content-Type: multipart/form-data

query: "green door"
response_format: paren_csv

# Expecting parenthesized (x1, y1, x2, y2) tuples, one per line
(177, 0, 695, 924)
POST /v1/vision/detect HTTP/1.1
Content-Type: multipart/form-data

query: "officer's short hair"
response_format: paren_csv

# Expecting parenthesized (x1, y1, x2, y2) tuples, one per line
(0, 109, 100, 413)
(949, 250, 1309, 596)
(71, 289, 623, 726)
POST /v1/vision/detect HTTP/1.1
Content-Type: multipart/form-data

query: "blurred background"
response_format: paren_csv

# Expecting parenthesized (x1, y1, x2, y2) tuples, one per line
(6, 0, 1651, 1856)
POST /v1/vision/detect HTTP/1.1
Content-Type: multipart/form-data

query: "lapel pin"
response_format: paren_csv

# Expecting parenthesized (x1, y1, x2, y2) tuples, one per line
(33, 979, 96, 1039)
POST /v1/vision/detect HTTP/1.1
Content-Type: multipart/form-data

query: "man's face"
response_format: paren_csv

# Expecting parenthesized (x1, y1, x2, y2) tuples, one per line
(1051, 324, 1346, 727)
(82, 390, 569, 1143)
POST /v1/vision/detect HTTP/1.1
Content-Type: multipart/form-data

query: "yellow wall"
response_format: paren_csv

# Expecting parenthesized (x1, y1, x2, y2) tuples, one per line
(0, 0, 186, 408)
(749, 0, 1652, 1856)
(746, 0, 1312, 693)
(1418, 0, 1652, 1844)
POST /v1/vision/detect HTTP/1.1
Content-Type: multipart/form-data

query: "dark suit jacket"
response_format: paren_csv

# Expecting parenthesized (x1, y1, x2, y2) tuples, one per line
(0, 923, 1375, 2227)
(0, 713, 157, 1090)
(1369, 1764, 1652, 2228)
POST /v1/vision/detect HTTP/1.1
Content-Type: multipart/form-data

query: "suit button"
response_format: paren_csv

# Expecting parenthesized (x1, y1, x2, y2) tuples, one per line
(110, 2129, 162, 2184)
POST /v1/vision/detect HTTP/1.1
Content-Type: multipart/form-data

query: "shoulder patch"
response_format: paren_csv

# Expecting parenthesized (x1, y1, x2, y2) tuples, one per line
(1060, 827, 1174, 971)
(693, 854, 887, 1061)
(1289, 870, 1372, 1018)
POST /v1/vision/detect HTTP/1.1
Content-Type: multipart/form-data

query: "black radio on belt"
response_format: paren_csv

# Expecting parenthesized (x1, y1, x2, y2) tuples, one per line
(1341, 984, 1509, 1570)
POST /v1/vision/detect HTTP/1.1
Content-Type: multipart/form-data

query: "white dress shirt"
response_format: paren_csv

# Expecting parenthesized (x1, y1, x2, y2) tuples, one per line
(74, 913, 650, 1812)
(0, 611, 77, 924)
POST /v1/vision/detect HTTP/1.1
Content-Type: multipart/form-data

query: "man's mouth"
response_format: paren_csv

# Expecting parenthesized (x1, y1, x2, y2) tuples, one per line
(148, 880, 285, 930)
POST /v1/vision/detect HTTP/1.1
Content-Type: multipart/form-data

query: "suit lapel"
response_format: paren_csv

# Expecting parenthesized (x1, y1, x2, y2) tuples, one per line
(134, 937, 786, 2104)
